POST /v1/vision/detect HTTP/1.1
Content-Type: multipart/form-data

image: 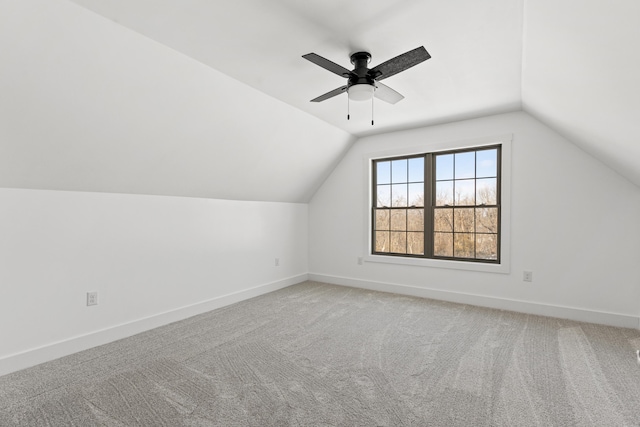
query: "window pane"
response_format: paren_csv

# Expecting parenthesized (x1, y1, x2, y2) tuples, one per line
(476, 149, 497, 178)
(454, 180, 475, 205)
(391, 184, 408, 207)
(455, 151, 475, 179)
(408, 183, 424, 207)
(435, 181, 453, 206)
(454, 233, 474, 258)
(377, 185, 391, 207)
(476, 234, 498, 260)
(376, 161, 391, 184)
(375, 231, 390, 252)
(408, 157, 424, 182)
(407, 232, 424, 255)
(434, 232, 453, 257)
(476, 207, 498, 233)
(407, 209, 424, 231)
(476, 178, 497, 205)
(375, 209, 390, 231)
(390, 232, 406, 253)
(436, 154, 454, 181)
(390, 210, 407, 231)
(454, 208, 475, 233)
(391, 159, 407, 183)
(434, 208, 453, 232)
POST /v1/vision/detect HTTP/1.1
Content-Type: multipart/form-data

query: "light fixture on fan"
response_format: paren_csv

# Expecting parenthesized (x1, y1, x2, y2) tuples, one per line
(348, 84, 375, 101)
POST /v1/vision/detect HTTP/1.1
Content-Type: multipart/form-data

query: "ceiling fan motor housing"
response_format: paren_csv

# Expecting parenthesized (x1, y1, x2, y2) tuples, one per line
(348, 52, 375, 87)
(348, 52, 376, 100)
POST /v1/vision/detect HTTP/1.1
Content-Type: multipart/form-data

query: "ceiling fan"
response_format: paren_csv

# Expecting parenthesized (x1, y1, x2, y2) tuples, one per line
(302, 46, 431, 107)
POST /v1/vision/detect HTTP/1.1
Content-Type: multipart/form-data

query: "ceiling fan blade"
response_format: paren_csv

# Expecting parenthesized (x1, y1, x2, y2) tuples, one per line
(302, 53, 354, 78)
(369, 46, 431, 81)
(310, 85, 348, 102)
(374, 82, 404, 104)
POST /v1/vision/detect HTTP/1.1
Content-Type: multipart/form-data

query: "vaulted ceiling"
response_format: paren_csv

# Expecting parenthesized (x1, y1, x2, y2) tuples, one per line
(1, 0, 638, 203)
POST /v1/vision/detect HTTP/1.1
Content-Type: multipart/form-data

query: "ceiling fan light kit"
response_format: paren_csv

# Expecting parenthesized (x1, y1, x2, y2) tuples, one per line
(348, 84, 375, 101)
(302, 46, 431, 124)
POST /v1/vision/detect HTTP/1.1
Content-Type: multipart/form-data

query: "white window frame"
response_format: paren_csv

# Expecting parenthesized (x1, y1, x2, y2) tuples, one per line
(362, 134, 512, 274)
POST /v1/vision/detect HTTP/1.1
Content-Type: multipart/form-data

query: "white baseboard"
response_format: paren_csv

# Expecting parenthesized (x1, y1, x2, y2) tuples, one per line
(309, 273, 640, 330)
(3, 272, 636, 378)
(0, 274, 308, 378)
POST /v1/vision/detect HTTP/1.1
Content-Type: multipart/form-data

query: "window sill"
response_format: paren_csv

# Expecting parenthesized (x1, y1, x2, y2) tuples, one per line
(363, 254, 510, 274)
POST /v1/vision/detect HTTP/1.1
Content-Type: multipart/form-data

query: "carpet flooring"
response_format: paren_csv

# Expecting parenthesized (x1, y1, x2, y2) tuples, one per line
(1, 281, 640, 426)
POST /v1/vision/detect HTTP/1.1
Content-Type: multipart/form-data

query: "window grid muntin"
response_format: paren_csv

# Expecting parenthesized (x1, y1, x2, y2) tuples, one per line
(432, 146, 501, 262)
(372, 154, 425, 256)
(373, 206, 425, 255)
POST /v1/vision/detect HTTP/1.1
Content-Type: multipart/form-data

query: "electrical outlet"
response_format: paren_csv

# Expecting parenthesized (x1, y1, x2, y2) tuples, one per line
(275, 258, 280, 267)
(523, 271, 533, 282)
(87, 291, 98, 306)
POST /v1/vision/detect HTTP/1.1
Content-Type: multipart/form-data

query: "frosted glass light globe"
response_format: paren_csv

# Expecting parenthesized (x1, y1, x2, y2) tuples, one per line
(348, 84, 374, 101)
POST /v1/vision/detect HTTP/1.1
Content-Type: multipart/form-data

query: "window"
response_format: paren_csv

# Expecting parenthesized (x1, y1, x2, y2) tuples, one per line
(372, 145, 501, 263)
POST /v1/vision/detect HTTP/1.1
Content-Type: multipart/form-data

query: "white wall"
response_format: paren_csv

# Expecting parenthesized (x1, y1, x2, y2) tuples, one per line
(309, 111, 640, 327)
(2, 111, 639, 378)
(0, 189, 308, 375)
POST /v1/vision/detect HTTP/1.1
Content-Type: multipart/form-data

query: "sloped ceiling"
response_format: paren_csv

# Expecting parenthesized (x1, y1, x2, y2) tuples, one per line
(66, 0, 524, 137)
(1, 0, 638, 204)
(522, 0, 640, 187)
(0, 0, 355, 203)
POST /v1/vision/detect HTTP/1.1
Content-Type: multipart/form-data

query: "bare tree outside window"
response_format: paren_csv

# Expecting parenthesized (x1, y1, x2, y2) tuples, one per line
(373, 156, 425, 256)
(373, 146, 500, 263)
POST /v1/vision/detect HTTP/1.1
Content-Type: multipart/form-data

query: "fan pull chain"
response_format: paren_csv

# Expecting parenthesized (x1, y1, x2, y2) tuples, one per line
(347, 91, 350, 120)
(371, 92, 375, 126)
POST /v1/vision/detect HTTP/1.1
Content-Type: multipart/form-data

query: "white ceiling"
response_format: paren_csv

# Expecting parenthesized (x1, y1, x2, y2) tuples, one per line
(522, 0, 640, 187)
(0, 0, 355, 202)
(67, 0, 524, 137)
(1, 0, 638, 203)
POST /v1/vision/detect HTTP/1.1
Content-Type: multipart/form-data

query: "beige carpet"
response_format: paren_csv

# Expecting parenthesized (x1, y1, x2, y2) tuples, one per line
(1, 281, 640, 426)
